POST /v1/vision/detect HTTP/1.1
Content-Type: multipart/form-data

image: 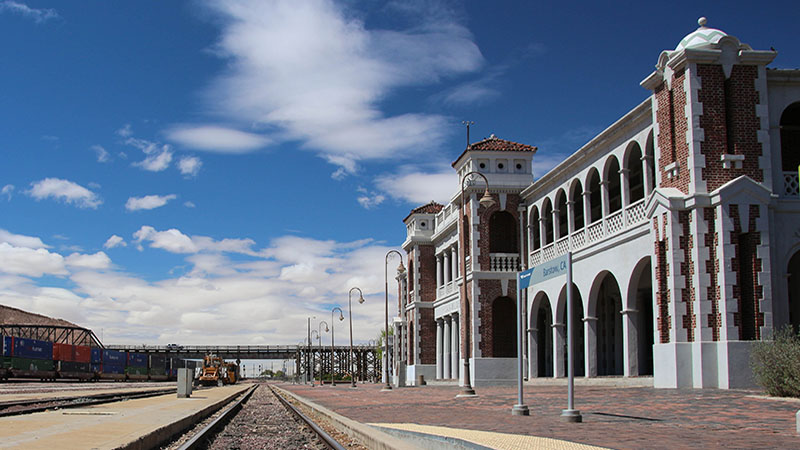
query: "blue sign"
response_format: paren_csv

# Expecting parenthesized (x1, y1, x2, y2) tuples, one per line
(518, 253, 569, 289)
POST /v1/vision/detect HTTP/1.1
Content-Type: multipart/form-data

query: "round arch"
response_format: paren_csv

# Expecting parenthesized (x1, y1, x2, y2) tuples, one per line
(555, 189, 568, 239)
(569, 179, 585, 231)
(529, 206, 541, 250)
(624, 142, 645, 204)
(588, 271, 623, 376)
(780, 101, 800, 172)
(529, 291, 553, 377)
(626, 256, 654, 375)
(645, 131, 656, 193)
(604, 155, 622, 213)
(585, 168, 602, 223)
(556, 283, 585, 377)
(542, 198, 554, 245)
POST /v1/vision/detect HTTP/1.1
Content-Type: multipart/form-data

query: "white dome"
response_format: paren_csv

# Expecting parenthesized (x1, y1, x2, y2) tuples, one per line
(676, 17, 727, 51)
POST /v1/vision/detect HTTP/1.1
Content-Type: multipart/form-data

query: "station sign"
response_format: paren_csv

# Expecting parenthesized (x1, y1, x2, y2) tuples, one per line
(518, 253, 569, 289)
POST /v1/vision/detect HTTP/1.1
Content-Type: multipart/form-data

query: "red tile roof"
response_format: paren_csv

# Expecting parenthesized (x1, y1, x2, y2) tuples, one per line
(403, 201, 444, 222)
(452, 135, 537, 167)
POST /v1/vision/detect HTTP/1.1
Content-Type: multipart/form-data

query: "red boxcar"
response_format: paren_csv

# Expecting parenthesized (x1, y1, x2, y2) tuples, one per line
(73, 345, 91, 363)
(52, 343, 75, 362)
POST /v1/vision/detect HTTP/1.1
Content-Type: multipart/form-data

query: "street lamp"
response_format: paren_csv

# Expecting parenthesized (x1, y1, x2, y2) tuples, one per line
(348, 287, 365, 388)
(458, 171, 495, 398)
(331, 307, 344, 386)
(307, 316, 315, 385)
(318, 321, 329, 387)
(382, 250, 405, 391)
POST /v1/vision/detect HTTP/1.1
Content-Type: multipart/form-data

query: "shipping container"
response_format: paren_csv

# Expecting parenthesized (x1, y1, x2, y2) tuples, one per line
(127, 352, 147, 367)
(102, 349, 125, 364)
(126, 366, 148, 375)
(101, 363, 125, 374)
(1, 356, 11, 369)
(150, 355, 167, 367)
(10, 357, 55, 372)
(90, 363, 101, 373)
(2, 336, 11, 357)
(91, 348, 102, 363)
(13, 338, 53, 360)
(73, 345, 91, 363)
(58, 361, 90, 373)
(53, 343, 75, 362)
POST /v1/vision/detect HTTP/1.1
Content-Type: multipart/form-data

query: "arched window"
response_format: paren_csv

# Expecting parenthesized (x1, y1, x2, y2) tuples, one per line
(606, 156, 622, 213)
(588, 170, 602, 223)
(780, 102, 800, 172)
(571, 181, 584, 230)
(543, 200, 554, 244)
(492, 296, 516, 357)
(489, 211, 517, 253)
(556, 190, 568, 238)
(530, 207, 541, 250)
(646, 131, 656, 193)
(626, 143, 644, 203)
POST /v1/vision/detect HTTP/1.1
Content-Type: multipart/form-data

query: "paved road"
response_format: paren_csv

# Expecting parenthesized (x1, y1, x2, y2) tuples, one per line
(281, 382, 800, 449)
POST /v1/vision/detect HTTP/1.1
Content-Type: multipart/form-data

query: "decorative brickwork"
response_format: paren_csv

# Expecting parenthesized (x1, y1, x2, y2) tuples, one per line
(475, 278, 518, 357)
(417, 245, 437, 302)
(705, 207, 721, 341)
(679, 211, 696, 341)
(475, 194, 520, 271)
(655, 70, 690, 193)
(697, 64, 764, 191)
(730, 204, 765, 340)
(654, 215, 671, 343)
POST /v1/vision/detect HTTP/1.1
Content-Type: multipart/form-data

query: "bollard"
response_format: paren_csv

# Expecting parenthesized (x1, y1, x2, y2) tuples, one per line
(177, 368, 193, 398)
(417, 374, 426, 386)
(796, 410, 800, 435)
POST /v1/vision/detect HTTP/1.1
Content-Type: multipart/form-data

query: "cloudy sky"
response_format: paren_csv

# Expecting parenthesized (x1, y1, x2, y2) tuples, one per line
(1, 0, 798, 347)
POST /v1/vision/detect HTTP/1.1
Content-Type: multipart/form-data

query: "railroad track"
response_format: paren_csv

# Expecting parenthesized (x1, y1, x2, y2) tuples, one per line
(170, 383, 349, 450)
(0, 387, 177, 417)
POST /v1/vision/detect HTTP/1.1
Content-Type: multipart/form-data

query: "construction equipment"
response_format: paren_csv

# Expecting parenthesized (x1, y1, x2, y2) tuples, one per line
(197, 354, 239, 387)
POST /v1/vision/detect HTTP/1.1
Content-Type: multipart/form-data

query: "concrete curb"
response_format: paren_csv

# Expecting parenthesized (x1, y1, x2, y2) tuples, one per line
(116, 385, 251, 450)
(272, 385, 420, 450)
(372, 425, 494, 450)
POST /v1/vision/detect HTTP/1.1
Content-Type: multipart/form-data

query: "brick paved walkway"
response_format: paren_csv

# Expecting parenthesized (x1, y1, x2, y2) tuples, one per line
(280, 381, 800, 449)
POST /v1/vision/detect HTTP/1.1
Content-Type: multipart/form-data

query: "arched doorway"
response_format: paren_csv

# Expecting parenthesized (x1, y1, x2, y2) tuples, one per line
(605, 156, 622, 213)
(626, 143, 645, 204)
(559, 284, 585, 377)
(532, 294, 553, 377)
(597, 274, 623, 376)
(789, 251, 800, 333)
(489, 211, 517, 253)
(631, 260, 654, 375)
(492, 296, 516, 357)
(780, 102, 800, 176)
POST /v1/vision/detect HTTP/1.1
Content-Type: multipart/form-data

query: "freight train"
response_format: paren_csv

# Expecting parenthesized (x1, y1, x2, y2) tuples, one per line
(0, 336, 199, 382)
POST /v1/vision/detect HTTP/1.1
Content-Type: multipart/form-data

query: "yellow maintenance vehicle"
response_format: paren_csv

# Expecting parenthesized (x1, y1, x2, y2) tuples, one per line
(197, 354, 240, 387)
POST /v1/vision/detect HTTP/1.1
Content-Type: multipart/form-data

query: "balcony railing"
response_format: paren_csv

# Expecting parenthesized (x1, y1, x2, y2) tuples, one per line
(784, 171, 799, 197)
(529, 198, 649, 266)
(489, 253, 521, 272)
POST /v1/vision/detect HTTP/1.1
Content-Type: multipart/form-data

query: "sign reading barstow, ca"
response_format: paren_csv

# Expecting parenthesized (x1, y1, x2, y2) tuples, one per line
(518, 253, 569, 289)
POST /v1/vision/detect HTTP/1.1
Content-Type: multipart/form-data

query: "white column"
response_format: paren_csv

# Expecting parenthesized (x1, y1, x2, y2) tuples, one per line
(436, 319, 444, 379)
(553, 322, 565, 378)
(444, 251, 452, 284)
(584, 316, 598, 377)
(621, 309, 639, 377)
(583, 191, 593, 224)
(620, 168, 631, 208)
(642, 154, 654, 196)
(600, 180, 610, 235)
(451, 313, 460, 382)
(436, 255, 443, 288)
(566, 200, 576, 235)
(529, 327, 539, 378)
(539, 217, 547, 246)
(443, 317, 451, 379)
(451, 247, 458, 280)
(553, 208, 561, 240)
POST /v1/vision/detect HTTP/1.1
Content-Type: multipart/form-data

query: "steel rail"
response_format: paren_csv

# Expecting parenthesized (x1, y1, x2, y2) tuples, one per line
(268, 385, 347, 450)
(0, 387, 177, 418)
(177, 384, 258, 450)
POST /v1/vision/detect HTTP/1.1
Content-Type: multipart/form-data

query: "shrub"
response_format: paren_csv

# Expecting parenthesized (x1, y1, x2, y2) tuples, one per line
(751, 326, 800, 397)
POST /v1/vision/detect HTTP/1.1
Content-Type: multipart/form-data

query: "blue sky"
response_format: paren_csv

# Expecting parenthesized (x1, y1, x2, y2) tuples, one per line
(1, 0, 798, 346)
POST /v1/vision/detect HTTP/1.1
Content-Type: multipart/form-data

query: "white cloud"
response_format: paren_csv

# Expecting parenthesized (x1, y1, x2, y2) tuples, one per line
(178, 156, 202, 177)
(184, 201, 196, 208)
(2, 184, 14, 200)
(0, 242, 66, 277)
(167, 126, 270, 153)
(65, 251, 111, 270)
(200, 0, 483, 172)
(104, 235, 127, 249)
(91, 145, 110, 163)
(133, 226, 199, 254)
(27, 178, 102, 209)
(125, 194, 177, 211)
(356, 187, 385, 209)
(117, 124, 133, 137)
(0, 229, 49, 249)
(0, 1, 59, 23)
(119, 125, 173, 172)
(375, 166, 457, 205)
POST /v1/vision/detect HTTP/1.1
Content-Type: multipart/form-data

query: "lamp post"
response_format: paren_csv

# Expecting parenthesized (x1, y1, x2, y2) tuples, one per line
(348, 287, 365, 388)
(458, 171, 495, 398)
(382, 250, 405, 391)
(331, 307, 344, 386)
(310, 330, 318, 386)
(318, 321, 329, 386)
(307, 317, 315, 385)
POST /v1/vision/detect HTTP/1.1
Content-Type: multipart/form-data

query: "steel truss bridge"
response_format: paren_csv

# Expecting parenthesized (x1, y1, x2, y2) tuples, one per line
(106, 344, 381, 382)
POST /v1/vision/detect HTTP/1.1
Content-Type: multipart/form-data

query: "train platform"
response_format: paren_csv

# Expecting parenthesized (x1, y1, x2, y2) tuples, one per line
(279, 381, 800, 449)
(0, 383, 249, 449)
(0, 382, 175, 403)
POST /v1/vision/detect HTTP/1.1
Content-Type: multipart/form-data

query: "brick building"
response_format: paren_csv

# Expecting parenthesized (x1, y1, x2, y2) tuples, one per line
(393, 19, 800, 389)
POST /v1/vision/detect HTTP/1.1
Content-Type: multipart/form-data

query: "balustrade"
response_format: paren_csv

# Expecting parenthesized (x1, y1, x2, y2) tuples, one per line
(785, 171, 799, 197)
(489, 253, 520, 272)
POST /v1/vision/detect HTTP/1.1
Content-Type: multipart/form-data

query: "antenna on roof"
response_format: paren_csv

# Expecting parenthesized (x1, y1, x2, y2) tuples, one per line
(461, 120, 474, 148)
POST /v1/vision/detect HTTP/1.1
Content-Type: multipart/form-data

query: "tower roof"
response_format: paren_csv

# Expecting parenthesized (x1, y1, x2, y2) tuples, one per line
(451, 134, 537, 167)
(403, 201, 443, 222)
(675, 17, 728, 51)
